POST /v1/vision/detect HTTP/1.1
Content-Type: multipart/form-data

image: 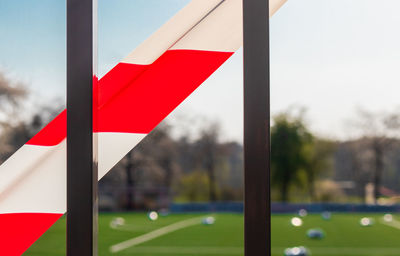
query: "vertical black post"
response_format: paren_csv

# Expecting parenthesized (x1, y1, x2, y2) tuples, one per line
(67, 0, 98, 255)
(243, 0, 270, 255)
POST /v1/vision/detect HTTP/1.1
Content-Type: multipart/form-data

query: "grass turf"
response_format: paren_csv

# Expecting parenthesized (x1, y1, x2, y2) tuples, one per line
(25, 213, 400, 255)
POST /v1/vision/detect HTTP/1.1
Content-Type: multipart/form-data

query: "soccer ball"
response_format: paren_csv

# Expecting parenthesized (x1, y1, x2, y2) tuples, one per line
(360, 217, 374, 227)
(284, 246, 309, 256)
(148, 211, 159, 221)
(298, 209, 308, 217)
(202, 216, 216, 225)
(291, 217, 303, 227)
(109, 217, 125, 229)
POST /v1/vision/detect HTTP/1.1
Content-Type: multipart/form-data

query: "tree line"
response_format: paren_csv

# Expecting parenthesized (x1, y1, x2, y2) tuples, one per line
(2, 70, 400, 209)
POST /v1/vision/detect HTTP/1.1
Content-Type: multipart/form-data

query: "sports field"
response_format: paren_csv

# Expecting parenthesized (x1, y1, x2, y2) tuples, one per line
(25, 212, 400, 256)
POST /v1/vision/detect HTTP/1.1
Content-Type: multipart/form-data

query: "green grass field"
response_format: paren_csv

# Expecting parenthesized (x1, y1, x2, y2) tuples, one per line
(25, 212, 400, 255)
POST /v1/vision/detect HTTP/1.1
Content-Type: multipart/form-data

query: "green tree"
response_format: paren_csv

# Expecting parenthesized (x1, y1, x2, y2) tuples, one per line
(271, 113, 312, 202)
(174, 170, 210, 202)
(303, 138, 336, 201)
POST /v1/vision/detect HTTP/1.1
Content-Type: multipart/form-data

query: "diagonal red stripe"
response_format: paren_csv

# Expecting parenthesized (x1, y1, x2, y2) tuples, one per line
(95, 49, 233, 133)
(0, 213, 62, 256)
(27, 49, 232, 146)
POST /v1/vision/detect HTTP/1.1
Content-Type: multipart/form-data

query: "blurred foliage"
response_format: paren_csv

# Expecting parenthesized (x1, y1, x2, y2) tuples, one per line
(349, 107, 400, 203)
(100, 121, 244, 210)
(271, 112, 313, 202)
(271, 111, 336, 203)
(303, 138, 336, 201)
(315, 180, 347, 202)
(2, 68, 400, 207)
(174, 170, 211, 202)
(0, 71, 26, 114)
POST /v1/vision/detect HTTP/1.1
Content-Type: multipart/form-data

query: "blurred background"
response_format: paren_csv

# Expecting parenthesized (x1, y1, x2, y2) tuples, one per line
(2, 0, 400, 255)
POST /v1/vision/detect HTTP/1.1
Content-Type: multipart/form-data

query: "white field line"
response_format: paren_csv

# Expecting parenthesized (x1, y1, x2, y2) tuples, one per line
(111, 224, 158, 233)
(380, 217, 400, 230)
(110, 216, 207, 253)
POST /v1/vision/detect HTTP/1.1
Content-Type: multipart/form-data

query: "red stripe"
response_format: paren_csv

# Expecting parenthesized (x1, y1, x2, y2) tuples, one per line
(95, 49, 233, 133)
(0, 213, 62, 256)
(26, 110, 66, 146)
(16, 49, 233, 254)
(26, 49, 232, 146)
(98, 63, 147, 107)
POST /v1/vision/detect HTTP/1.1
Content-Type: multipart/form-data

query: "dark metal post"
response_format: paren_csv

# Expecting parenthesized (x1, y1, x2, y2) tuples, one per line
(243, 0, 270, 255)
(67, 0, 98, 255)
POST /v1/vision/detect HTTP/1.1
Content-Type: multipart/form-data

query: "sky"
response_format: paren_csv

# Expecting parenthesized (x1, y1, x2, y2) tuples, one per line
(1, 0, 400, 142)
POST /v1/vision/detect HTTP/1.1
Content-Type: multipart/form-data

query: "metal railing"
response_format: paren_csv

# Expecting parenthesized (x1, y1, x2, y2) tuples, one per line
(66, 0, 270, 255)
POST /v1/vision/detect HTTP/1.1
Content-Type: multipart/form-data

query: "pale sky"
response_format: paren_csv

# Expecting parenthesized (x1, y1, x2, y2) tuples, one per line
(1, 0, 400, 142)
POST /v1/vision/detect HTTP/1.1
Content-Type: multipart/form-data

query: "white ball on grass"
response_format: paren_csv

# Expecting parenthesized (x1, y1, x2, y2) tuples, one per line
(110, 217, 125, 228)
(298, 209, 308, 217)
(202, 216, 216, 225)
(284, 246, 309, 256)
(291, 217, 303, 227)
(148, 211, 159, 221)
(360, 217, 374, 227)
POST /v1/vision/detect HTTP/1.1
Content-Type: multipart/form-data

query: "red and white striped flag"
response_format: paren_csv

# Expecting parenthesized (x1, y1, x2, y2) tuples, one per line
(0, 0, 286, 254)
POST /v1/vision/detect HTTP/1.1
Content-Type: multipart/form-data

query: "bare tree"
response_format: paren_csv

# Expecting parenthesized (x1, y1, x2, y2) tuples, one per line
(195, 123, 221, 202)
(124, 151, 137, 210)
(142, 124, 180, 207)
(0, 72, 26, 108)
(117, 123, 179, 210)
(0, 71, 28, 161)
(352, 107, 400, 203)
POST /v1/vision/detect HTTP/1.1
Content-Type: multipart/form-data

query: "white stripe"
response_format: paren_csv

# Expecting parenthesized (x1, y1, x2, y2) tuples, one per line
(172, 0, 288, 51)
(0, 133, 145, 214)
(125, 0, 287, 63)
(270, 0, 287, 17)
(110, 216, 205, 253)
(0, 145, 53, 196)
(171, 0, 242, 53)
(0, 0, 287, 214)
(122, 0, 224, 65)
(0, 142, 66, 214)
(98, 133, 146, 179)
